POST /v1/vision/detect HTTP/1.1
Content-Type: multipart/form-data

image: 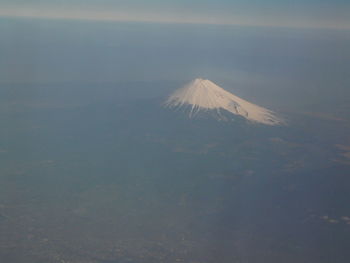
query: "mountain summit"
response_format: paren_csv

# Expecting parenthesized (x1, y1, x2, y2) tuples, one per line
(165, 78, 283, 125)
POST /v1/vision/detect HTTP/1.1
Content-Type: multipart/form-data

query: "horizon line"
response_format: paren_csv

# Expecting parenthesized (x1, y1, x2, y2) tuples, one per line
(0, 11, 349, 31)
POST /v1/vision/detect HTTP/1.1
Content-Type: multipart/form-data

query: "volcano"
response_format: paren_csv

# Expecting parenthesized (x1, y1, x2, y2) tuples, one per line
(165, 78, 283, 125)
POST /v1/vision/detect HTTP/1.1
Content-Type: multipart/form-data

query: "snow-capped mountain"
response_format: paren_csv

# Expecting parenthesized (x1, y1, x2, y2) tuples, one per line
(165, 78, 283, 125)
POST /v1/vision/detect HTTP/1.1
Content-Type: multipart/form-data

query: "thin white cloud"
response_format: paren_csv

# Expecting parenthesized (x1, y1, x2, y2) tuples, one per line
(0, 6, 349, 30)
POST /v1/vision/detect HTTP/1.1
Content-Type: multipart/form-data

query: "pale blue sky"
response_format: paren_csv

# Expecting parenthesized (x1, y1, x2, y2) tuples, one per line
(0, 0, 349, 29)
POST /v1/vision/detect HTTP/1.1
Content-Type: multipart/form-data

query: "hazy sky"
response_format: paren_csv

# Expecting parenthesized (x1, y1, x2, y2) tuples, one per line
(0, 0, 349, 29)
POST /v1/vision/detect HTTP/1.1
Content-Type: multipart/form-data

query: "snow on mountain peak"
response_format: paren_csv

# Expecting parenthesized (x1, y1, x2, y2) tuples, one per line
(165, 78, 283, 125)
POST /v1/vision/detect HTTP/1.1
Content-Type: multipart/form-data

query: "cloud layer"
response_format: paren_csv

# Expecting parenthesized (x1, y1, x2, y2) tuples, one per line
(0, 1, 349, 29)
